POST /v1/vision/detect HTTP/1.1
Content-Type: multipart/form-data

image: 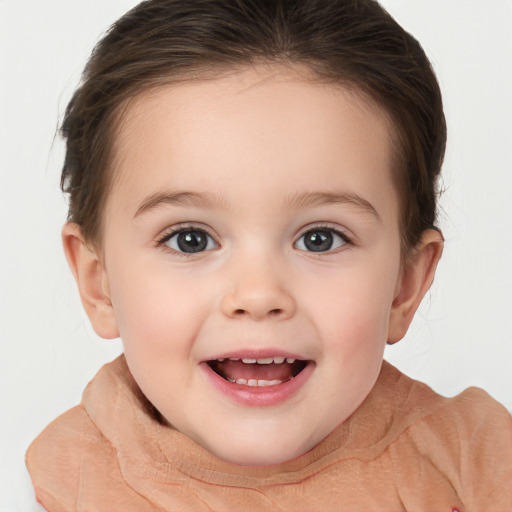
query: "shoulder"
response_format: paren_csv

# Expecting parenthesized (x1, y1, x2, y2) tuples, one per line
(379, 362, 512, 444)
(409, 385, 512, 459)
(26, 405, 118, 512)
(26, 359, 161, 512)
(26, 404, 113, 466)
(442, 385, 512, 435)
(432, 387, 512, 493)
(389, 374, 512, 509)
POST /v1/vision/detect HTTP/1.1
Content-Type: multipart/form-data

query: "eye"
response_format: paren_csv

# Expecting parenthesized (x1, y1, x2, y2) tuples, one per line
(161, 228, 218, 254)
(294, 228, 349, 253)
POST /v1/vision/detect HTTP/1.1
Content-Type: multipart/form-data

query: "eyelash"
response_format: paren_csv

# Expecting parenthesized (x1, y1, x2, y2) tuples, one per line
(156, 224, 219, 257)
(294, 224, 353, 253)
(155, 223, 353, 256)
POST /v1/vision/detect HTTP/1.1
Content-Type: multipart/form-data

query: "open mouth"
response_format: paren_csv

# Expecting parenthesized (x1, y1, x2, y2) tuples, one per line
(207, 357, 308, 387)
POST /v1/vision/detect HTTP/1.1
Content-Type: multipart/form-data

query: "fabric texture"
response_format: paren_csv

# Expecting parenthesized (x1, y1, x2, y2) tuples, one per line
(27, 356, 512, 511)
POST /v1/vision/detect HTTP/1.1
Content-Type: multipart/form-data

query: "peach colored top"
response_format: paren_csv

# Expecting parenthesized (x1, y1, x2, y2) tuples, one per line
(27, 356, 512, 511)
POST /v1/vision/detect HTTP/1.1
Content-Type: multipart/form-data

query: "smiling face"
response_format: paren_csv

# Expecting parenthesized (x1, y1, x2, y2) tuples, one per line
(72, 66, 415, 465)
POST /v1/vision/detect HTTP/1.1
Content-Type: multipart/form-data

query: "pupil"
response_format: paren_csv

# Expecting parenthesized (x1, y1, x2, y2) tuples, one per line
(304, 230, 333, 252)
(177, 230, 207, 253)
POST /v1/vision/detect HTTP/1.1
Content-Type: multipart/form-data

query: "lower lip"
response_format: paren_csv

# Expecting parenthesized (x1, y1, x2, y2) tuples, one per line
(200, 361, 314, 407)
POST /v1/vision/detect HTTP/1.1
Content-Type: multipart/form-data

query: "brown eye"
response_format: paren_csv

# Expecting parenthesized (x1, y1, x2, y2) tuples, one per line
(295, 228, 347, 253)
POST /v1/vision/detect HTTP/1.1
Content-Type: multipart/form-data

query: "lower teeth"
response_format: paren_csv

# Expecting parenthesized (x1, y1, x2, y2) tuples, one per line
(228, 378, 284, 387)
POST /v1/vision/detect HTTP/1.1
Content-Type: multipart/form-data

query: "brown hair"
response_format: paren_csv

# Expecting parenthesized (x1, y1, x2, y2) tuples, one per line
(61, 0, 446, 255)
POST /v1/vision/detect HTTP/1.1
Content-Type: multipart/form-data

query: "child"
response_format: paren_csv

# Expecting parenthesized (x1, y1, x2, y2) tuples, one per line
(26, 0, 512, 510)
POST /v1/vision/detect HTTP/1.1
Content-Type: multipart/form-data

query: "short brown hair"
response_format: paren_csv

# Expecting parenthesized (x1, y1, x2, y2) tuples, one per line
(61, 0, 446, 254)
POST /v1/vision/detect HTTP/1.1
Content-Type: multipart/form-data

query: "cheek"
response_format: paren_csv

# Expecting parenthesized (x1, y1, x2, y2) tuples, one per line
(107, 263, 206, 357)
(107, 269, 208, 403)
(303, 262, 398, 357)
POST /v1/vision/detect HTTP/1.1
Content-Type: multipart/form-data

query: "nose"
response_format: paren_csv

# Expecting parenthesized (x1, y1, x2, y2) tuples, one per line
(220, 256, 296, 321)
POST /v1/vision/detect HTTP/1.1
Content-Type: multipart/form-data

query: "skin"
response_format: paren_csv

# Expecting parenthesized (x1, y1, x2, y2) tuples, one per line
(63, 65, 443, 466)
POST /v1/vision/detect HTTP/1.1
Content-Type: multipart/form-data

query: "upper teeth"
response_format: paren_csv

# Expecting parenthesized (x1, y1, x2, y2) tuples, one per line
(217, 356, 295, 364)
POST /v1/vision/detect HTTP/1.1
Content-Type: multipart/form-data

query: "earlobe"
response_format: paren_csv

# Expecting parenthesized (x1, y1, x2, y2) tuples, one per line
(387, 229, 444, 344)
(62, 222, 120, 339)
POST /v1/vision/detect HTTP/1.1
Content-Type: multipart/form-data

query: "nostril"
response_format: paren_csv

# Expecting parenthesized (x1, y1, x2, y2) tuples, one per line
(232, 308, 283, 317)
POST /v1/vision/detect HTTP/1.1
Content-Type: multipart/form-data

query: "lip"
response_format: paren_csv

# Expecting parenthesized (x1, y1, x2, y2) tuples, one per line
(199, 356, 314, 407)
(208, 349, 307, 361)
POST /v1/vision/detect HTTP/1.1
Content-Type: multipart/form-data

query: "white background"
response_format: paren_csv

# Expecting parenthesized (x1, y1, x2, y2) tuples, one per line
(1, 1, 511, 510)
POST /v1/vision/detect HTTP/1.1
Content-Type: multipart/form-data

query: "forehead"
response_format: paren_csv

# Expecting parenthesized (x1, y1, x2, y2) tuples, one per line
(106, 65, 397, 220)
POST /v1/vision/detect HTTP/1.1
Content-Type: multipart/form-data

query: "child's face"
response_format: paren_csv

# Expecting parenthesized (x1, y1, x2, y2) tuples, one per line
(99, 66, 405, 465)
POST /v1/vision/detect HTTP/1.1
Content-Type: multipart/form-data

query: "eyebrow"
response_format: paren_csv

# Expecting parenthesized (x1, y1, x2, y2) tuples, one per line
(134, 191, 224, 218)
(134, 189, 381, 221)
(285, 191, 382, 221)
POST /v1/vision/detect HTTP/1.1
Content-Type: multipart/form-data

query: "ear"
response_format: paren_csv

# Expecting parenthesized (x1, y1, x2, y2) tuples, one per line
(62, 222, 120, 339)
(387, 229, 444, 344)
